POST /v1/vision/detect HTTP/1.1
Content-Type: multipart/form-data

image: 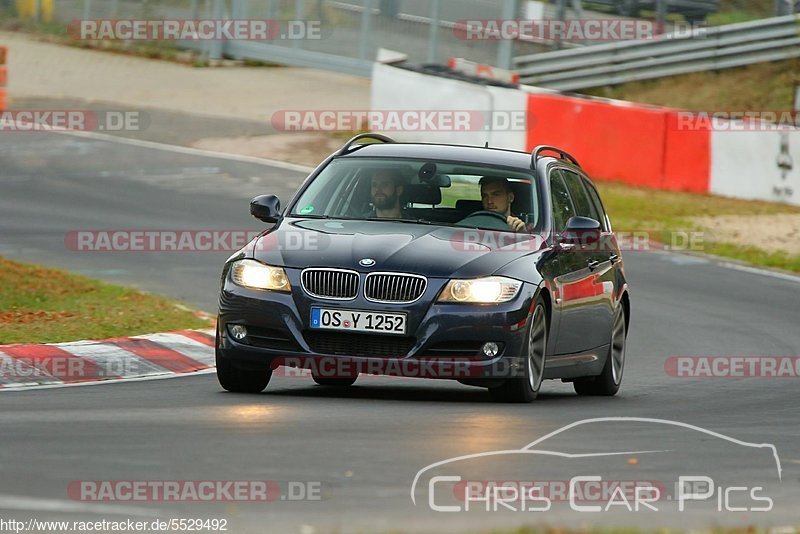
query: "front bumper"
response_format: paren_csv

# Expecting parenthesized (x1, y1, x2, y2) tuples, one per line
(217, 269, 538, 381)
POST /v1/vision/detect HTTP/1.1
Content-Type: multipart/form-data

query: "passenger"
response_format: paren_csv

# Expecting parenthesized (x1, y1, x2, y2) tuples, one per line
(366, 169, 410, 219)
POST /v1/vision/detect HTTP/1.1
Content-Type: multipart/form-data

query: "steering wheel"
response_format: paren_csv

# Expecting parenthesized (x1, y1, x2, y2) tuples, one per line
(456, 210, 511, 230)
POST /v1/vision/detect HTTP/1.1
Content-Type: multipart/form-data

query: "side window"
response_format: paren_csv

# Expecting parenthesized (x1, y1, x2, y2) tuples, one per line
(549, 171, 574, 232)
(560, 170, 601, 223)
(581, 179, 608, 231)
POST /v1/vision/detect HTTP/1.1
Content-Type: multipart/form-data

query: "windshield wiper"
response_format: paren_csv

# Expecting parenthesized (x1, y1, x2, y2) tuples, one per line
(364, 217, 437, 225)
(291, 214, 333, 219)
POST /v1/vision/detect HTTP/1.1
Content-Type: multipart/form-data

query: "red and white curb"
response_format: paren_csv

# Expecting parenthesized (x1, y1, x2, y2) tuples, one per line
(0, 329, 216, 391)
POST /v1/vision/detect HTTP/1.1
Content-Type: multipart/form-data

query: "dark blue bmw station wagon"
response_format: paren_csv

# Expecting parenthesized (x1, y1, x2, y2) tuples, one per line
(216, 134, 630, 403)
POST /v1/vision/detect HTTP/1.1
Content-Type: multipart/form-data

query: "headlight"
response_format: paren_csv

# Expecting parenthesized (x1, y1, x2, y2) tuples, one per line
(230, 259, 291, 292)
(437, 276, 522, 304)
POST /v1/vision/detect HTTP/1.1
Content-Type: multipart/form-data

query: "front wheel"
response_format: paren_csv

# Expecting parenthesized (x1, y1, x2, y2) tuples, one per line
(574, 304, 626, 396)
(216, 341, 271, 393)
(489, 299, 548, 403)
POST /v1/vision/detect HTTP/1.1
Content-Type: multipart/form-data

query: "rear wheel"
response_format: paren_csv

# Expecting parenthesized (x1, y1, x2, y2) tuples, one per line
(489, 299, 548, 403)
(574, 304, 626, 396)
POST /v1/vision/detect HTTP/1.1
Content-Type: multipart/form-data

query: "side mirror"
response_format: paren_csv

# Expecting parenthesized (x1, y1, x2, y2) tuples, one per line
(250, 195, 281, 224)
(562, 216, 601, 246)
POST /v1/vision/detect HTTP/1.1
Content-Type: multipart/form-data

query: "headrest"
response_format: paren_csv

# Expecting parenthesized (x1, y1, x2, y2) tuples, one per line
(509, 182, 532, 214)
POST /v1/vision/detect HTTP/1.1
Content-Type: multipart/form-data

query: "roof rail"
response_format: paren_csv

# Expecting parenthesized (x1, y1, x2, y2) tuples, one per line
(336, 133, 395, 155)
(531, 145, 580, 170)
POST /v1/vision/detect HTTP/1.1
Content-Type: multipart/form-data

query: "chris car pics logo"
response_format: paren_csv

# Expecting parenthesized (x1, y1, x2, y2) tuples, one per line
(411, 417, 781, 514)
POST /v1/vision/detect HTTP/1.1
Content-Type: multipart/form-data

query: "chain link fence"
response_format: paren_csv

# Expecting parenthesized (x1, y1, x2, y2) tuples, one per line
(8, 0, 796, 77)
(34, 0, 546, 75)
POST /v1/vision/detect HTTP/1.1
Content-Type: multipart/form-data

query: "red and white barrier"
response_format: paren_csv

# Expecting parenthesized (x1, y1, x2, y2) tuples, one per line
(0, 329, 215, 390)
(371, 63, 527, 150)
(371, 64, 799, 205)
(710, 129, 799, 203)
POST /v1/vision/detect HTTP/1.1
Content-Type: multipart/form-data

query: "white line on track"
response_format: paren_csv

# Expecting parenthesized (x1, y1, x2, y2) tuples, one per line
(649, 249, 800, 283)
(7, 121, 316, 173)
(715, 261, 800, 283)
(0, 494, 165, 517)
(0, 368, 215, 393)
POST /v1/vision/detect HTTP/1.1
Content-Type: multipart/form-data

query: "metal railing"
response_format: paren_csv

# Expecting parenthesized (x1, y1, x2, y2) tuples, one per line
(45, 0, 539, 77)
(514, 14, 800, 90)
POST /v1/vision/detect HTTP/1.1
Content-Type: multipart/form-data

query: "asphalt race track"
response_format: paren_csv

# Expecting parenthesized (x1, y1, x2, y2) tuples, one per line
(1, 130, 799, 533)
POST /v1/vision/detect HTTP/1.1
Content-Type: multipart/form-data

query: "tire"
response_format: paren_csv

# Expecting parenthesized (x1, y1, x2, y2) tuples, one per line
(574, 304, 626, 396)
(215, 340, 271, 393)
(312, 375, 358, 387)
(489, 299, 548, 403)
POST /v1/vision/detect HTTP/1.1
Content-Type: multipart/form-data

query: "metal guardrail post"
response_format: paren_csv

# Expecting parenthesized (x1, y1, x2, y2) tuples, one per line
(656, 0, 667, 32)
(496, 0, 518, 69)
(427, 0, 441, 63)
(359, 0, 375, 60)
(83, 0, 92, 19)
(555, 0, 567, 50)
(776, 0, 793, 16)
(292, 0, 305, 49)
(209, 0, 225, 60)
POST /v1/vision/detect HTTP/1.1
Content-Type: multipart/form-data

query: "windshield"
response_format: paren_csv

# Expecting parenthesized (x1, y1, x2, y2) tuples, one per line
(289, 157, 541, 232)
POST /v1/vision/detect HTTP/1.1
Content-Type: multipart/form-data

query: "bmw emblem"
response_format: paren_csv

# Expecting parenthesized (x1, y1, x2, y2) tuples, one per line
(359, 258, 376, 267)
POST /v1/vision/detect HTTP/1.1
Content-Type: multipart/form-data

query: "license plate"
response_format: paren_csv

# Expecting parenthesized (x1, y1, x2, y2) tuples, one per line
(310, 307, 407, 335)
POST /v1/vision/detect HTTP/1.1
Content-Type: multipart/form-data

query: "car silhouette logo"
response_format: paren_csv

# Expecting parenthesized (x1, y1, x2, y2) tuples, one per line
(359, 258, 376, 267)
(410, 417, 783, 507)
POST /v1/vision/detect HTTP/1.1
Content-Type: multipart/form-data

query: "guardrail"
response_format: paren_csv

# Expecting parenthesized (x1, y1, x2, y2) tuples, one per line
(514, 15, 800, 90)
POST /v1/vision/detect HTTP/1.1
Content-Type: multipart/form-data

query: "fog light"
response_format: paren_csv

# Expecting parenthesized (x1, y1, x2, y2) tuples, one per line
(229, 324, 248, 341)
(481, 342, 500, 358)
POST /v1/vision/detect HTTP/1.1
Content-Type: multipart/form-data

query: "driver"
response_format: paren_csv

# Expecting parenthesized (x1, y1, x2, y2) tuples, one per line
(479, 176, 527, 232)
(365, 168, 411, 219)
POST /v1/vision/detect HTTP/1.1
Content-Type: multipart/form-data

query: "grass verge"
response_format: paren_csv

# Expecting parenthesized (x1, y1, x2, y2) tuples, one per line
(0, 11, 208, 66)
(581, 58, 800, 112)
(0, 257, 212, 345)
(595, 181, 800, 273)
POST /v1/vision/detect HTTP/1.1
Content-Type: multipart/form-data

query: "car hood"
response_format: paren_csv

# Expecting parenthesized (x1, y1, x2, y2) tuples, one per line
(252, 218, 546, 279)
